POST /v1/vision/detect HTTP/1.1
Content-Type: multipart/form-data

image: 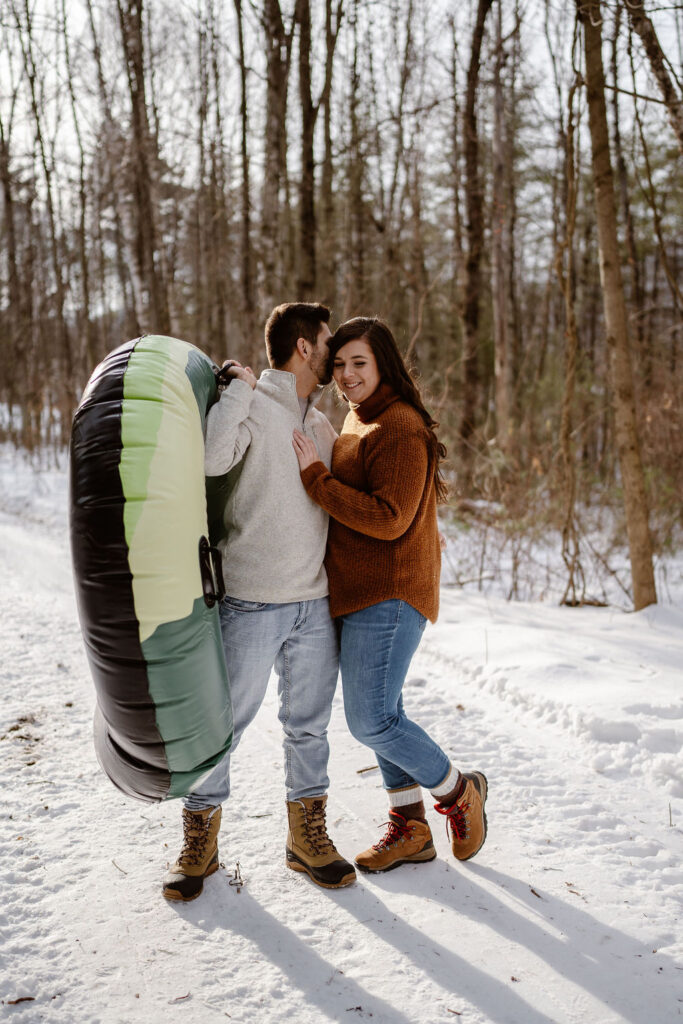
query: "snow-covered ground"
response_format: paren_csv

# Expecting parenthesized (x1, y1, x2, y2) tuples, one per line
(1, 445, 681, 1024)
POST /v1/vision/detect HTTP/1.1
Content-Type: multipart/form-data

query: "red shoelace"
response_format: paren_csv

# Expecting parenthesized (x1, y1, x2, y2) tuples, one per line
(373, 814, 411, 851)
(436, 799, 470, 841)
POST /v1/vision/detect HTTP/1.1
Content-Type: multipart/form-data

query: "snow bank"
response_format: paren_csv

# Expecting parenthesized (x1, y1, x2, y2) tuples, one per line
(1, 446, 681, 1024)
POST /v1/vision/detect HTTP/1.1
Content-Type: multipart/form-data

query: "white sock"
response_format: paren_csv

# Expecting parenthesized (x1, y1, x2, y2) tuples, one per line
(430, 765, 460, 801)
(387, 784, 422, 809)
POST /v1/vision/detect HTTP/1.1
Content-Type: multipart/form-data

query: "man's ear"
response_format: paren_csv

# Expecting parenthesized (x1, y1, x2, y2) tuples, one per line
(296, 336, 309, 360)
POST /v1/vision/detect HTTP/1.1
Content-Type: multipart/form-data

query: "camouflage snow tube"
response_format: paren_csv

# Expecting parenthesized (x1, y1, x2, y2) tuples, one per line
(70, 335, 233, 802)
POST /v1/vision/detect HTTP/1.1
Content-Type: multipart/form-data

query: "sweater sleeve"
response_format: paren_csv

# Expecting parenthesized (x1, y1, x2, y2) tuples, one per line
(300, 422, 429, 540)
(204, 379, 254, 476)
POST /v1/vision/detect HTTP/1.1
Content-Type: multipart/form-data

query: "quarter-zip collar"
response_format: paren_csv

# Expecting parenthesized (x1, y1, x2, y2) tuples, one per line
(258, 368, 326, 419)
(354, 381, 399, 423)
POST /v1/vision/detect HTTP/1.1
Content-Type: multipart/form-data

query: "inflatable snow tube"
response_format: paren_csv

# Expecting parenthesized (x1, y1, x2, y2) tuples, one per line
(70, 335, 233, 802)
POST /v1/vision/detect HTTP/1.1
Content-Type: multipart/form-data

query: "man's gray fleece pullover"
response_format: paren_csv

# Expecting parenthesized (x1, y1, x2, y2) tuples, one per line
(204, 369, 337, 603)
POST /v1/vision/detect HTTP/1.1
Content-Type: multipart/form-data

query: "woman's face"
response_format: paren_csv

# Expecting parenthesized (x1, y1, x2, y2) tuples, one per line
(332, 339, 381, 404)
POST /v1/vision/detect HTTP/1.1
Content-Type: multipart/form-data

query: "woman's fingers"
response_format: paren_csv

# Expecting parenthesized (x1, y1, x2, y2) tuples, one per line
(293, 429, 311, 449)
(292, 438, 309, 467)
(292, 429, 318, 469)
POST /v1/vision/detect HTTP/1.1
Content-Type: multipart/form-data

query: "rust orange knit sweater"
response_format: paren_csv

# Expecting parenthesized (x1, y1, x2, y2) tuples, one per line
(300, 382, 441, 622)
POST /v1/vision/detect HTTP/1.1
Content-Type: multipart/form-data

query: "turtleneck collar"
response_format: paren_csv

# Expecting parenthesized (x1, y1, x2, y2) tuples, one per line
(353, 380, 399, 423)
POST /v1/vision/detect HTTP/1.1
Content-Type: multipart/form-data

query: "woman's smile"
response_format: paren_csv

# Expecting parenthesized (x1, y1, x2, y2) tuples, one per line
(333, 339, 381, 403)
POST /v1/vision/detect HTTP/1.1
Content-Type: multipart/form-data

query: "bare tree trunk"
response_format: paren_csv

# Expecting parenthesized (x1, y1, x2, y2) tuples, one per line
(532, 0, 568, 408)
(85, 0, 137, 341)
(505, 2, 523, 429)
(670, 240, 680, 376)
(260, 0, 294, 311)
(555, 78, 584, 605)
(383, 2, 413, 320)
(405, 153, 435, 365)
(448, 17, 465, 356)
(625, 0, 683, 156)
(296, 0, 317, 297)
(60, 0, 96, 375)
(209, 4, 231, 358)
(578, 0, 657, 609)
(611, 8, 646, 384)
(116, 0, 170, 334)
(318, 0, 343, 305)
(458, 0, 494, 483)
(347, 0, 366, 311)
(644, 246, 659, 388)
(491, 1, 511, 454)
(16, 0, 74, 440)
(0, 110, 24, 436)
(195, 15, 209, 352)
(578, 209, 599, 470)
(234, 0, 257, 358)
(628, 39, 683, 316)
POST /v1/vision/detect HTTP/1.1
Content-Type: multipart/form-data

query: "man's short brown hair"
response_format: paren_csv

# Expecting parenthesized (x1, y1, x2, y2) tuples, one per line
(264, 302, 331, 368)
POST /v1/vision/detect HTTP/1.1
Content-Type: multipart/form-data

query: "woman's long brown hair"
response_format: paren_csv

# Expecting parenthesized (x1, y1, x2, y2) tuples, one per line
(329, 317, 449, 503)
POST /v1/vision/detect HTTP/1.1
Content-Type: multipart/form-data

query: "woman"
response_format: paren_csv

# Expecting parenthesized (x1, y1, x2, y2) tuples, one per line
(292, 317, 487, 873)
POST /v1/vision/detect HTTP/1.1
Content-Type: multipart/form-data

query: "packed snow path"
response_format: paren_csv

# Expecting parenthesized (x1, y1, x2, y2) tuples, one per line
(0, 460, 681, 1023)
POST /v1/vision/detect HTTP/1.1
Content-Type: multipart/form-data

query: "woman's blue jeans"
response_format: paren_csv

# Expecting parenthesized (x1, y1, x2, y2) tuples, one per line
(339, 599, 451, 792)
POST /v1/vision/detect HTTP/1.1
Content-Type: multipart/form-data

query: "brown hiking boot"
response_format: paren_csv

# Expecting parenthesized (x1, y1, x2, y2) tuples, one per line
(286, 796, 356, 889)
(355, 810, 436, 873)
(162, 805, 222, 902)
(435, 771, 488, 861)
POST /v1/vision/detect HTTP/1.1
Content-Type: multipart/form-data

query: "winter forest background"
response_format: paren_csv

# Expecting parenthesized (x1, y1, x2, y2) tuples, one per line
(1, 7, 682, 1019)
(1, 0, 682, 611)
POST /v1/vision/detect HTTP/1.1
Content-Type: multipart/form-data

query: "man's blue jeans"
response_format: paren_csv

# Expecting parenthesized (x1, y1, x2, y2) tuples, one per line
(184, 595, 338, 810)
(339, 599, 451, 792)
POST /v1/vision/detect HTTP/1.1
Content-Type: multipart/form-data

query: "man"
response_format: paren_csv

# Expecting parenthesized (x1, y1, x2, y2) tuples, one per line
(163, 302, 355, 901)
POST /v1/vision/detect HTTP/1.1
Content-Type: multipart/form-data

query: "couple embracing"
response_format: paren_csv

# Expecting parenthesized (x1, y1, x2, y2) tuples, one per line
(162, 302, 488, 902)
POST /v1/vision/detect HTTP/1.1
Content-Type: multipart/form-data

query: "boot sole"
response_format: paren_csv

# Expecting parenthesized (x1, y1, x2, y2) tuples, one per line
(457, 771, 488, 862)
(355, 848, 437, 874)
(286, 856, 356, 889)
(162, 859, 219, 902)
